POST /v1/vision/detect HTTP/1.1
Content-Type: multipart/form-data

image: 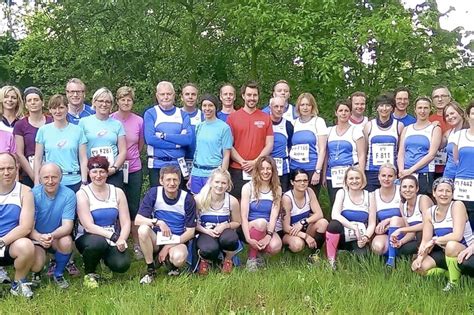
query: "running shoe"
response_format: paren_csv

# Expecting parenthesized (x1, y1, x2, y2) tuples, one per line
(308, 249, 321, 265)
(10, 280, 33, 298)
(256, 255, 265, 268)
(246, 258, 258, 272)
(139, 270, 155, 285)
(0, 267, 11, 284)
(66, 261, 81, 277)
(328, 259, 337, 271)
(221, 259, 233, 274)
(31, 272, 42, 288)
(53, 276, 69, 289)
(83, 273, 99, 289)
(197, 259, 210, 275)
(134, 244, 144, 260)
(46, 260, 56, 277)
(442, 281, 457, 292)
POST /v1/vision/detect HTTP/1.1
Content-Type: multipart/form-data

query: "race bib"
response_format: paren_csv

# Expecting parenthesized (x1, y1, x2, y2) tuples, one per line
(344, 222, 367, 242)
(122, 161, 129, 184)
(91, 146, 114, 167)
(177, 157, 189, 177)
(28, 155, 35, 170)
(274, 158, 283, 176)
(434, 149, 447, 166)
(242, 170, 252, 181)
(103, 225, 116, 246)
(156, 232, 181, 245)
(185, 159, 194, 176)
(372, 143, 394, 166)
(454, 178, 474, 201)
(330, 166, 349, 188)
(290, 144, 310, 163)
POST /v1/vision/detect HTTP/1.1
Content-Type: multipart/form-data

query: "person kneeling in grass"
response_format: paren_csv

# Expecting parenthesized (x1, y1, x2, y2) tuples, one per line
(241, 156, 282, 272)
(194, 168, 240, 275)
(136, 165, 196, 284)
(75, 156, 131, 289)
(30, 163, 76, 289)
(412, 177, 474, 292)
(325, 167, 376, 270)
(281, 169, 328, 263)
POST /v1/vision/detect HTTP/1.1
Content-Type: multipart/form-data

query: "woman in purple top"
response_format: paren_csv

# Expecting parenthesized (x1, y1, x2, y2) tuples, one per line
(110, 86, 144, 259)
(13, 87, 52, 188)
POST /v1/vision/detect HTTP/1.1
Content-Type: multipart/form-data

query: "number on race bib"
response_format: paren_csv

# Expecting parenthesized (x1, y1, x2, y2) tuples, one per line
(242, 170, 252, 181)
(274, 158, 284, 176)
(290, 144, 310, 163)
(156, 232, 181, 245)
(454, 179, 474, 201)
(330, 166, 349, 188)
(103, 225, 116, 246)
(434, 149, 447, 166)
(372, 143, 394, 166)
(344, 222, 367, 242)
(91, 146, 115, 167)
(177, 157, 189, 177)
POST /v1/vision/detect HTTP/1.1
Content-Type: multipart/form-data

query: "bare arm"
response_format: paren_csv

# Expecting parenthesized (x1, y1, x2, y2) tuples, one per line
(33, 143, 44, 185)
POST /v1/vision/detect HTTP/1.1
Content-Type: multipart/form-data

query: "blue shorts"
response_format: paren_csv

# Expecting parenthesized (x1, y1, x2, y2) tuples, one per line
(190, 175, 209, 194)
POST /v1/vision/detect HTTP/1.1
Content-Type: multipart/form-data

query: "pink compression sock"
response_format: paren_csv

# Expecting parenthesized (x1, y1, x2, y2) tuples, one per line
(325, 232, 340, 261)
(248, 228, 266, 259)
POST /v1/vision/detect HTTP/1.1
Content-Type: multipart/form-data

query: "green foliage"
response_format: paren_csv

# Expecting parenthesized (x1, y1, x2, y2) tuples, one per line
(5, 0, 474, 116)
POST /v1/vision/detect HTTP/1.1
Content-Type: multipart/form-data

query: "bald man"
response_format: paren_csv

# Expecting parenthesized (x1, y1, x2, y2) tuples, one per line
(0, 153, 35, 298)
(30, 163, 76, 289)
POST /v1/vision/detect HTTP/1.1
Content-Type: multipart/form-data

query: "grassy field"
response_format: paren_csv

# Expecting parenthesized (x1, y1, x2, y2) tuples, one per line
(0, 249, 473, 314)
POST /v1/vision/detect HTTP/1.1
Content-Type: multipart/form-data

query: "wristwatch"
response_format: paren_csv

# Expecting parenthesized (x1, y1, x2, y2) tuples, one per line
(152, 218, 159, 226)
(315, 169, 321, 174)
(300, 219, 309, 228)
(0, 239, 5, 248)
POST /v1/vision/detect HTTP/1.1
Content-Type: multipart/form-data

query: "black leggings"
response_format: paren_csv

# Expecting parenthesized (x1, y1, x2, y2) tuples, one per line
(76, 233, 131, 274)
(460, 255, 474, 277)
(327, 220, 369, 255)
(196, 229, 239, 261)
(398, 232, 422, 256)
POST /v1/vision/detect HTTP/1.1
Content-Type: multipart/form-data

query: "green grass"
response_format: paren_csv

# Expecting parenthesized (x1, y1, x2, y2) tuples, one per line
(0, 250, 473, 314)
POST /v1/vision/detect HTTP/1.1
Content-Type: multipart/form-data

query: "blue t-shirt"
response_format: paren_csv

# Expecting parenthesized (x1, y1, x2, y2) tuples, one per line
(32, 184, 76, 234)
(67, 104, 95, 125)
(392, 113, 416, 127)
(36, 123, 87, 185)
(79, 115, 125, 165)
(217, 111, 230, 122)
(191, 119, 233, 177)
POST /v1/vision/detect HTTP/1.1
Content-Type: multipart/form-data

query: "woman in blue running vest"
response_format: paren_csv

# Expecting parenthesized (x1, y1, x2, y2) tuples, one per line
(441, 101, 466, 179)
(324, 100, 365, 207)
(289, 93, 328, 196)
(398, 97, 442, 196)
(453, 101, 474, 229)
(75, 155, 131, 288)
(194, 168, 240, 275)
(364, 94, 403, 192)
(388, 175, 433, 267)
(411, 178, 473, 291)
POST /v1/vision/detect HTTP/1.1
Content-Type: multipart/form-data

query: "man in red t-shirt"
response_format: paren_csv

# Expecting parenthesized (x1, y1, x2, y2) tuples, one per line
(429, 85, 452, 178)
(226, 81, 274, 199)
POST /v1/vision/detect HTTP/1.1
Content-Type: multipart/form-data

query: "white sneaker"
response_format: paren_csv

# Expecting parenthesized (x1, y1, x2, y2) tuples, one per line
(246, 258, 258, 272)
(10, 280, 34, 298)
(0, 267, 11, 284)
(140, 273, 154, 285)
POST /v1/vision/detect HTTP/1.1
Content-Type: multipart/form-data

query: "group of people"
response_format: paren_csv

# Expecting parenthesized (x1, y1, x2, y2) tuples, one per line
(0, 79, 473, 298)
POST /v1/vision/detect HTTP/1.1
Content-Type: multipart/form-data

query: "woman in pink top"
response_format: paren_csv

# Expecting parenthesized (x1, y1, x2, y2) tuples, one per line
(111, 86, 144, 259)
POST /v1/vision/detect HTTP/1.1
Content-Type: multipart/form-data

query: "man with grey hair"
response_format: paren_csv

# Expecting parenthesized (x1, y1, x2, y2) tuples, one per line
(30, 163, 76, 289)
(269, 96, 293, 192)
(143, 81, 193, 187)
(430, 85, 452, 178)
(65, 78, 95, 125)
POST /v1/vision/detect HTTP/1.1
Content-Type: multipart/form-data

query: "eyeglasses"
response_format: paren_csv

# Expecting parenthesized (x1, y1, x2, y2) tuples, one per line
(95, 99, 112, 105)
(432, 94, 450, 100)
(293, 179, 309, 183)
(66, 90, 84, 95)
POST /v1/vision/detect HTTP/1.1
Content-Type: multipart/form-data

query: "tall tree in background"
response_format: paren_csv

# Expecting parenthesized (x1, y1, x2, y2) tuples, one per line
(6, 0, 473, 115)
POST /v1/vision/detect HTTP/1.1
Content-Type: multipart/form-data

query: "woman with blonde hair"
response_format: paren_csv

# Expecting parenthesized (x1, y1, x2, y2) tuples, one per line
(194, 168, 240, 274)
(0, 85, 24, 132)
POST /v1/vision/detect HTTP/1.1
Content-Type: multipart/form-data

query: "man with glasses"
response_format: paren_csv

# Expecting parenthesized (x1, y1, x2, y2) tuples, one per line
(430, 86, 452, 179)
(65, 78, 95, 125)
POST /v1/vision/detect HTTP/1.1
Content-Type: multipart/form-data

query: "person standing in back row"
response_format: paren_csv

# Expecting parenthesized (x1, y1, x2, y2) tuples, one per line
(226, 81, 273, 200)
